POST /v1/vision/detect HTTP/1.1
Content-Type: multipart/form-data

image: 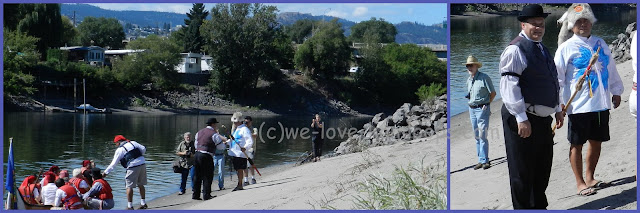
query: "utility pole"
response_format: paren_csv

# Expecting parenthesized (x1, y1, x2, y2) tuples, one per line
(83, 78, 86, 114)
(73, 11, 76, 27)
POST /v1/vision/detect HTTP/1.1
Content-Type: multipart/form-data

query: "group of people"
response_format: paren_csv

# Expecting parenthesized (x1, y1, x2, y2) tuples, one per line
(464, 4, 634, 209)
(18, 161, 114, 210)
(174, 112, 260, 201)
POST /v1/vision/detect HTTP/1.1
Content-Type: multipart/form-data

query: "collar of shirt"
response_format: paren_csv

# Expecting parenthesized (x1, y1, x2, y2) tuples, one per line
(573, 34, 592, 43)
(519, 30, 542, 43)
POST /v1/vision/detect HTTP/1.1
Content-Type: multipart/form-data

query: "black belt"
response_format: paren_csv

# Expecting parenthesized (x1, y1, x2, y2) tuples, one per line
(469, 103, 488, 109)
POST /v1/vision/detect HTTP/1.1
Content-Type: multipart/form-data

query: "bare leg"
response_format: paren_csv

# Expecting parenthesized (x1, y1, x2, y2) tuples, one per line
(569, 144, 589, 193)
(236, 170, 244, 189)
(585, 140, 602, 186)
(139, 185, 145, 200)
(126, 188, 133, 202)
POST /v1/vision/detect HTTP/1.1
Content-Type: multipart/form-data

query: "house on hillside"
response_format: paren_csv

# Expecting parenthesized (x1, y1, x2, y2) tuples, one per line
(175, 53, 214, 73)
(59, 46, 105, 66)
(104, 49, 146, 67)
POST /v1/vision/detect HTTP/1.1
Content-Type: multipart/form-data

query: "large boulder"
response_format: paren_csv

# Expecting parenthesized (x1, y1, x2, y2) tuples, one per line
(392, 109, 408, 126)
(371, 113, 385, 125)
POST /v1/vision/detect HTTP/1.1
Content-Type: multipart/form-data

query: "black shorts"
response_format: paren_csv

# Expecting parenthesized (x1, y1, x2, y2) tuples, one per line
(568, 110, 610, 145)
(232, 157, 248, 171)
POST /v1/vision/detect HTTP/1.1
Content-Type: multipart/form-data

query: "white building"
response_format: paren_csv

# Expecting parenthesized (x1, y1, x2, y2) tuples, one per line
(176, 53, 214, 73)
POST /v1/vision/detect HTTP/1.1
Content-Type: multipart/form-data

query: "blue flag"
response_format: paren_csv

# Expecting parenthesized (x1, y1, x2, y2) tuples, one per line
(4, 139, 17, 210)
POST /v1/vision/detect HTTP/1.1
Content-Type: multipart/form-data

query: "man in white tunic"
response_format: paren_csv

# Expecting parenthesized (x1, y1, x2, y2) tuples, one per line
(554, 3, 624, 196)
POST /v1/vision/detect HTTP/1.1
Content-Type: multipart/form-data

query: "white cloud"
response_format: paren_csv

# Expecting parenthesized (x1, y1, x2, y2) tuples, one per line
(352, 7, 368, 17)
(326, 10, 348, 19)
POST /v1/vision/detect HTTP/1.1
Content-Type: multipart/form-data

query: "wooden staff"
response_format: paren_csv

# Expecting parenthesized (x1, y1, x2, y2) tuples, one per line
(553, 46, 601, 135)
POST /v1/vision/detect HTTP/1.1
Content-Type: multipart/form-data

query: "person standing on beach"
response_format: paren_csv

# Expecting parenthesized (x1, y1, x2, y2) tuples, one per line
(499, 4, 564, 209)
(554, 3, 623, 196)
(464, 55, 496, 170)
(104, 135, 148, 210)
(630, 30, 637, 118)
(176, 132, 195, 195)
(228, 112, 254, 191)
(193, 118, 227, 200)
(243, 116, 258, 186)
(310, 114, 324, 162)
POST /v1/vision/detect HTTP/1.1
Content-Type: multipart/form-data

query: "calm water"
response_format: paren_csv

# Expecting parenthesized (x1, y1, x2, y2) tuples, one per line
(450, 8, 637, 116)
(3, 112, 369, 209)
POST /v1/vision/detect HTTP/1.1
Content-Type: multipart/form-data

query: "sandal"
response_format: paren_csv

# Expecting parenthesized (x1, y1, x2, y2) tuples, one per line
(590, 180, 611, 189)
(577, 187, 597, 196)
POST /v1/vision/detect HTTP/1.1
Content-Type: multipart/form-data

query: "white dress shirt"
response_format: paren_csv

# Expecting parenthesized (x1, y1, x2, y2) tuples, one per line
(499, 31, 561, 122)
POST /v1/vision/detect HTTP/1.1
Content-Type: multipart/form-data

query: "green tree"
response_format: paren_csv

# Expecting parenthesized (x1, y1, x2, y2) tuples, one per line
(3, 30, 40, 96)
(355, 42, 396, 104)
(349, 17, 397, 44)
(16, 4, 63, 60)
(284, 19, 315, 44)
(77, 17, 125, 49)
(61, 16, 79, 46)
(201, 3, 282, 97)
(183, 3, 209, 53)
(383, 43, 446, 102)
(112, 35, 181, 90)
(294, 19, 351, 80)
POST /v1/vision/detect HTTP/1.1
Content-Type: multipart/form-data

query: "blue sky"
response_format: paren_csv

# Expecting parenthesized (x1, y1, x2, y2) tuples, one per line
(87, 3, 447, 25)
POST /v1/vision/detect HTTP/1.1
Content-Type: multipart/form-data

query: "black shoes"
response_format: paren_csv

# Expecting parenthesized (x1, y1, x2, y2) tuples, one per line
(138, 204, 148, 210)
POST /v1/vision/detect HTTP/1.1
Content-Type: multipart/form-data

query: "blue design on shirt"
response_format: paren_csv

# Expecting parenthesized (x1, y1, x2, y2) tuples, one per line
(571, 42, 609, 93)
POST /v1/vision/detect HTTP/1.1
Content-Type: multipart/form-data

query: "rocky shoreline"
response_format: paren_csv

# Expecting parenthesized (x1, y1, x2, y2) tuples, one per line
(611, 22, 637, 63)
(333, 95, 447, 155)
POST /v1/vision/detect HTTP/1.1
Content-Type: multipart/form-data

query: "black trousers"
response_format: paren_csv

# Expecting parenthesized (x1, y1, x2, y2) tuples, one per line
(193, 152, 213, 199)
(312, 135, 323, 157)
(501, 105, 554, 209)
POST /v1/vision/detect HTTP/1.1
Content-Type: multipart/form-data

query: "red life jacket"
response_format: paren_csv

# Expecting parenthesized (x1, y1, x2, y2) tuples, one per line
(93, 179, 113, 200)
(58, 185, 83, 210)
(18, 183, 38, 205)
(68, 178, 88, 194)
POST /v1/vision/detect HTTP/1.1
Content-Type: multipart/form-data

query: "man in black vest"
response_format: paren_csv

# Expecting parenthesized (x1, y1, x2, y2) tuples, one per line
(193, 118, 227, 200)
(498, 4, 565, 209)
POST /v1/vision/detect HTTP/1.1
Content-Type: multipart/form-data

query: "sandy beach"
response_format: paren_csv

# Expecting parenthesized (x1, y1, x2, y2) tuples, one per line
(450, 60, 637, 210)
(146, 132, 446, 210)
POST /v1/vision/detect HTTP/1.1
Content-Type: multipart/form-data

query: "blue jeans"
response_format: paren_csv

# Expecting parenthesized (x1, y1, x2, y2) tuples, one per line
(213, 154, 225, 189)
(179, 167, 190, 193)
(469, 105, 490, 164)
(189, 166, 195, 190)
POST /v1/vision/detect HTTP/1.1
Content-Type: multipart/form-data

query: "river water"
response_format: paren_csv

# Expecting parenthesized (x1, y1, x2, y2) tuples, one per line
(3, 112, 369, 209)
(450, 7, 637, 116)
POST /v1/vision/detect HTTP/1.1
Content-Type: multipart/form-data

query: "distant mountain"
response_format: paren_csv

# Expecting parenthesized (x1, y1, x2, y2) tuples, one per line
(61, 4, 445, 44)
(395, 21, 446, 44)
(61, 4, 187, 28)
(277, 12, 356, 35)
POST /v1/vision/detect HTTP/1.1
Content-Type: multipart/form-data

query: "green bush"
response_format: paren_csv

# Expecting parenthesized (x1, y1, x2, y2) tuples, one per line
(415, 83, 446, 104)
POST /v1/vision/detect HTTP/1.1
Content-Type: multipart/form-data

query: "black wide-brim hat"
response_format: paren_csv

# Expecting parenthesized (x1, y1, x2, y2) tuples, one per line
(517, 4, 550, 22)
(206, 118, 219, 125)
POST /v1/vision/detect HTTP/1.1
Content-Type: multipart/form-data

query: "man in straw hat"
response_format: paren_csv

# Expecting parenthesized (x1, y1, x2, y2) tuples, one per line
(554, 3, 623, 196)
(498, 4, 564, 209)
(464, 55, 496, 170)
(193, 118, 228, 200)
(104, 135, 148, 209)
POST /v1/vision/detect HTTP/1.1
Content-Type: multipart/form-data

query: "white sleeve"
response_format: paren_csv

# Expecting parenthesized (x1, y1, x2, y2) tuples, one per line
(499, 45, 529, 122)
(555, 44, 568, 105)
(54, 189, 64, 207)
(243, 128, 254, 150)
(33, 188, 40, 200)
(604, 42, 624, 96)
(104, 148, 124, 174)
(194, 133, 199, 149)
(137, 142, 146, 155)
